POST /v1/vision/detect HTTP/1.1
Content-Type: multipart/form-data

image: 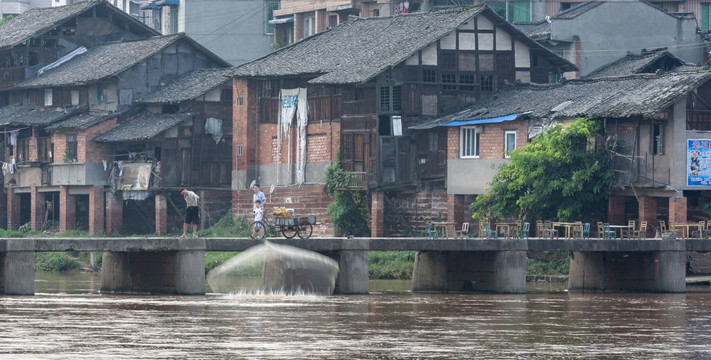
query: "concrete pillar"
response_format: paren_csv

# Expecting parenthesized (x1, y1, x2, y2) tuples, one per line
(105, 192, 123, 235)
(638, 196, 657, 237)
(30, 186, 45, 231)
(0, 239, 35, 295)
(370, 191, 384, 237)
(99, 252, 132, 293)
(176, 237, 206, 295)
(568, 251, 605, 292)
(335, 250, 369, 294)
(669, 197, 687, 224)
(411, 251, 448, 293)
(608, 196, 625, 224)
(6, 187, 21, 230)
(494, 250, 527, 293)
(88, 186, 104, 235)
(59, 185, 75, 232)
(155, 194, 167, 236)
(413, 247, 527, 294)
(656, 234, 686, 293)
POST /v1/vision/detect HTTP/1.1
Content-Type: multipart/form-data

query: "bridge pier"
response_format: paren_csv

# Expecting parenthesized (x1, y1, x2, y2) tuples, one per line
(0, 239, 35, 295)
(568, 235, 686, 293)
(334, 250, 369, 294)
(100, 238, 206, 295)
(412, 246, 527, 293)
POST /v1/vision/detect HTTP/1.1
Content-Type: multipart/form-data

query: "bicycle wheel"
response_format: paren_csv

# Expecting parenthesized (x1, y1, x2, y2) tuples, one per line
(281, 223, 298, 239)
(296, 219, 313, 239)
(249, 221, 266, 240)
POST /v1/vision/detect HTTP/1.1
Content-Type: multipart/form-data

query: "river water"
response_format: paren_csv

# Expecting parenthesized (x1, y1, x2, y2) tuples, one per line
(2, 272, 711, 359)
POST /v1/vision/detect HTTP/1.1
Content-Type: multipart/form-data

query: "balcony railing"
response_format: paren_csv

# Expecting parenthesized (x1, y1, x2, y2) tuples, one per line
(687, 110, 711, 131)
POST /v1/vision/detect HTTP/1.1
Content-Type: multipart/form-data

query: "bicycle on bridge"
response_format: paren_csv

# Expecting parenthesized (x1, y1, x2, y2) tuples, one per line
(249, 207, 314, 240)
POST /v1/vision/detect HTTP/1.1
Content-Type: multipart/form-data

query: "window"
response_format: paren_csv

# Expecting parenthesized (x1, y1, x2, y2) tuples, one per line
(65, 134, 77, 162)
(489, 1, 530, 22)
(423, 68, 436, 82)
(170, 6, 178, 34)
(460, 126, 479, 158)
(379, 85, 401, 113)
(441, 73, 457, 91)
(44, 89, 52, 106)
(703, 4, 711, 30)
(329, 15, 338, 28)
(560, 2, 575, 11)
(481, 75, 494, 92)
(235, 96, 244, 107)
(71, 90, 79, 106)
(460, 74, 475, 91)
(265, 2, 279, 34)
(505, 131, 516, 158)
(654, 123, 665, 155)
(304, 16, 316, 38)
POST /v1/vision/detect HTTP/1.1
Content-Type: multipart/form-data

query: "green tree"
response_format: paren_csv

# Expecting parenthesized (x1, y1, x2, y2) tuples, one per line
(471, 118, 613, 222)
(323, 155, 370, 237)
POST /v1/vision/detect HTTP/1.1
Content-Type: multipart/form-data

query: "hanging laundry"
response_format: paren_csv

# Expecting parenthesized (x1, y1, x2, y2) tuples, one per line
(204, 118, 223, 144)
(9, 130, 18, 146)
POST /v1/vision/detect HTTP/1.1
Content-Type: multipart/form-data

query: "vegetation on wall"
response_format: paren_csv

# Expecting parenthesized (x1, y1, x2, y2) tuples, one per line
(471, 118, 613, 222)
(323, 155, 370, 237)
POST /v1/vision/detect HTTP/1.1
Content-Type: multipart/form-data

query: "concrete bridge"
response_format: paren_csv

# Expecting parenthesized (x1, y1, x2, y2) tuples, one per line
(1, 235, 710, 295)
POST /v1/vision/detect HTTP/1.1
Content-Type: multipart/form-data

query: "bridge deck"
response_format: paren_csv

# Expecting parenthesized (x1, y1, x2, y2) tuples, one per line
(0, 236, 709, 252)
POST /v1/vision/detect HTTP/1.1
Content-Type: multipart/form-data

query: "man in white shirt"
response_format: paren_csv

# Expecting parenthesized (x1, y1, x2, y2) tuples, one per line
(180, 188, 200, 238)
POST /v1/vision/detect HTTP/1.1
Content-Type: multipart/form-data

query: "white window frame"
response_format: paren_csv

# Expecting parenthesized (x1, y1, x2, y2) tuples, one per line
(460, 126, 480, 158)
(505, 130, 516, 158)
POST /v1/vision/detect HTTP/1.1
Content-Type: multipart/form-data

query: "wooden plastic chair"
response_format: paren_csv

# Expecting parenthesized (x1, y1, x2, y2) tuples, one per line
(634, 221, 647, 239)
(602, 223, 616, 239)
(573, 223, 590, 239)
(484, 223, 498, 239)
(425, 222, 438, 239)
(518, 222, 530, 239)
(597, 222, 604, 238)
(543, 221, 558, 239)
(456, 222, 470, 238)
(536, 220, 544, 237)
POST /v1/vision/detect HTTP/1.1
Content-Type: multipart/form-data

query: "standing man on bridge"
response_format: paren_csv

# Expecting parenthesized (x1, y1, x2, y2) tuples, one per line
(180, 188, 200, 238)
(252, 182, 265, 207)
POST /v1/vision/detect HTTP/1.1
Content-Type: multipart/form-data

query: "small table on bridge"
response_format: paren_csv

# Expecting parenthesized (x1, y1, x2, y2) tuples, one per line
(672, 223, 704, 238)
(553, 222, 582, 238)
(496, 223, 519, 237)
(432, 221, 455, 238)
(607, 225, 632, 239)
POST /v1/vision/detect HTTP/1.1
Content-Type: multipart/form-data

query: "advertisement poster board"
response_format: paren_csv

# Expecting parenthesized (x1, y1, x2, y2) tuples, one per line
(688, 139, 711, 186)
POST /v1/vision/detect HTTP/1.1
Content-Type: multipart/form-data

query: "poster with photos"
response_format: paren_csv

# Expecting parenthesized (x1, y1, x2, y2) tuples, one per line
(688, 139, 711, 186)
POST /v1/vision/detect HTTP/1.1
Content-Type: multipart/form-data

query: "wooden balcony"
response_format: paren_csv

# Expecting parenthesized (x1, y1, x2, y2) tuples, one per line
(687, 110, 711, 131)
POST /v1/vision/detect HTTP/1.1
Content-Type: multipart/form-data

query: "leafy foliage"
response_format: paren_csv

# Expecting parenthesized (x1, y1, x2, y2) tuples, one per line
(471, 118, 613, 222)
(197, 210, 251, 238)
(34, 252, 81, 272)
(323, 158, 370, 237)
(368, 251, 415, 279)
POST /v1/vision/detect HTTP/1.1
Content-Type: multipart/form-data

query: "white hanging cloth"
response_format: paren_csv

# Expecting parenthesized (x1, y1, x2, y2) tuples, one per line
(296, 88, 309, 184)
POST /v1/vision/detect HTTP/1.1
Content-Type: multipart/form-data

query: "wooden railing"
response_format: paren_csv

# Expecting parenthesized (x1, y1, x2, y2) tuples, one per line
(687, 111, 711, 131)
(16, 138, 29, 163)
(38, 137, 53, 163)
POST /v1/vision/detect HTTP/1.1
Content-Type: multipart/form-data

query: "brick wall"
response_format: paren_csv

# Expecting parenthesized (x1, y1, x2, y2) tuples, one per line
(371, 191, 384, 237)
(59, 185, 76, 232)
(446, 120, 529, 160)
(383, 183, 449, 236)
(88, 186, 105, 235)
(105, 192, 123, 235)
(262, 122, 339, 166)
(155, 194, 167, 236)
(30, 186, 45, 231)
(670, 197, 688, 224)
(81, 120, 116, 163)
(232, 184, 334, 236)
(6, 188, 20, 230)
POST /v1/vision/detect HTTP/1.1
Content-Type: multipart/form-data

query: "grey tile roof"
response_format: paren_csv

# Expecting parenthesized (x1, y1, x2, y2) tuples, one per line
(16, 34, 182, 88)
(93, 112, 195, 143)
(413, 69, 711, 128)
(136, 68, 232, 103)
(45, 110, 118, 131)
(231, 6, 576, 85)
(0, 105, 86, 126)
(586, 50, 685, 78)
(0, 0, 157, 49)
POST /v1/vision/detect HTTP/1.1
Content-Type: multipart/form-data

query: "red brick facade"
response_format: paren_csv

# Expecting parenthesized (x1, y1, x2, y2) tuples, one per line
(669, 197, 688, 224)
(6, 188, 21, 230)
(155, 194, 167, 236)
(59, 185, 76, 232)
(371, 191, 384, 237)
(88, 186, 105, 235)
(30, 186, 45, 231)
(105, 192, 123, 235)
